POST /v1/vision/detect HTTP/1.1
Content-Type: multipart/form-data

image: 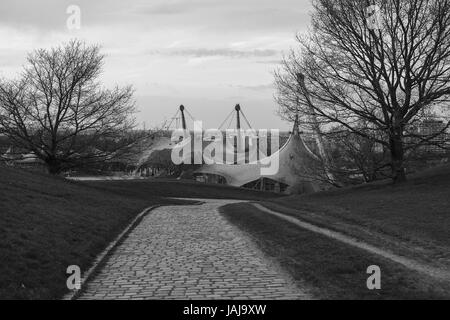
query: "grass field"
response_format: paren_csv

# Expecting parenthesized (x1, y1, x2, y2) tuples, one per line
(82, 178, 283, 201)
(261, 165, 450, 270)
(1, 162, 448, 300)
(0, 166, 277, 300)
(220, 164, 450, 299)
(221, 203, 450, 299)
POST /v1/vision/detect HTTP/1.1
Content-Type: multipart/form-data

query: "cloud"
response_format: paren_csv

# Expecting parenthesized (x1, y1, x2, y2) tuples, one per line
(231, 84, 275, 91)
(151, 48, 280, 58)
(0, 0, 311, 131)
(131, 1, 195, 15)
(256, 59, 283, 65)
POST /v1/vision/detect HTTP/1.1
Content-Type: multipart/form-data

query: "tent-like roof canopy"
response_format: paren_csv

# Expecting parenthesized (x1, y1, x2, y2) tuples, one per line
(194, 118, 324, 194)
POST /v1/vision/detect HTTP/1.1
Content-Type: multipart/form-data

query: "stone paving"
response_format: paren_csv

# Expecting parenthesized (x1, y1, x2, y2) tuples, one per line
(78, 199, 310, 300)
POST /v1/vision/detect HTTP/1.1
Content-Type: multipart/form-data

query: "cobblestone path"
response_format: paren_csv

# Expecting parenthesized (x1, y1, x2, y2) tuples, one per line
(78, 199, 310, 300)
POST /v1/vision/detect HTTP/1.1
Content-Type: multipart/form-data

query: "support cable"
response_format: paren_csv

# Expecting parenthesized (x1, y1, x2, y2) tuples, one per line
(227, 112, 235, 130)
(239, 109, 253, 129)
(165, 109, 180, 130)
(218, 109, 235, 130)
(184, 108, 196, 122)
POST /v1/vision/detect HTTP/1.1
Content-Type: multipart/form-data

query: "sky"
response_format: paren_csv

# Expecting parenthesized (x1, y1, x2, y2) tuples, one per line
(0, 0, 313, 130)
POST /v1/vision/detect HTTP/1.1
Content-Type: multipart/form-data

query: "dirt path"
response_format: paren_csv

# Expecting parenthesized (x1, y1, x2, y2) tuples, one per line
(252, 203, 450, 282)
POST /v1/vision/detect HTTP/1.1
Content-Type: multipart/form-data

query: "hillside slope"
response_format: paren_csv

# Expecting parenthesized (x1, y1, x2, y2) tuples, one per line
(0, 165, 177, 299)
(0, 165, 280, 299)
(264, 164, 450, 268)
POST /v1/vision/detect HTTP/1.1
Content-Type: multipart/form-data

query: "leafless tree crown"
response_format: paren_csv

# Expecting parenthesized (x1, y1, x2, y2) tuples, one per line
(275, 0, 450, 183)
(0, 40, 137, 174)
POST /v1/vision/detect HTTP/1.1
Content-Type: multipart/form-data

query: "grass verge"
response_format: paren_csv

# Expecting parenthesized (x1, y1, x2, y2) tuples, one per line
(0, 165, 189, 299)
(221, 203, 450, 300)
(82, 178, 283, 201)
(262, 165, 450, 270)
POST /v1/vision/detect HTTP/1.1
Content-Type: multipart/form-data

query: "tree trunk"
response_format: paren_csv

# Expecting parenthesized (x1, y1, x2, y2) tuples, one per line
(46, 158, 63, 175)
(389, 129, 407, 183)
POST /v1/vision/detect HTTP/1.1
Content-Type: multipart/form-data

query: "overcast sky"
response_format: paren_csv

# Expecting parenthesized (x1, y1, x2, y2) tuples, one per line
(0, 0, 313, 130)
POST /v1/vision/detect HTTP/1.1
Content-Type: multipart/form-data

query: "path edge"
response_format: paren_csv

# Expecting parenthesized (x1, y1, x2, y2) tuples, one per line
(251, 202, 450, 282)
(62, 205, 162, 300)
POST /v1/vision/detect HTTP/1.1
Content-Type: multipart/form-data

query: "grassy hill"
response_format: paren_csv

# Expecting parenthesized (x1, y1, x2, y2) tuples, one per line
(0, 165, 279, 300)
(263, 164, 450, 267)
(221, 165, 450, 299)
(0, 165, 176, 299)
(2, 162, 448, 300)
(82, 178, 284, 201)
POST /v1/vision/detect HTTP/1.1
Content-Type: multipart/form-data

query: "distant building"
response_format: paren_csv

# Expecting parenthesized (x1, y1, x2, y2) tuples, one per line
(416, 119, 449, 153)
(193, 117, 326, 195)
(1, 145, 46, 172)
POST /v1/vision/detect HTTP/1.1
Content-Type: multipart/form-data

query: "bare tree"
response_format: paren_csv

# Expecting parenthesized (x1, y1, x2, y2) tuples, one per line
(275, 0, 450, 183)
(326, 123, 391, 183)
(0, 40, 137, 174)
